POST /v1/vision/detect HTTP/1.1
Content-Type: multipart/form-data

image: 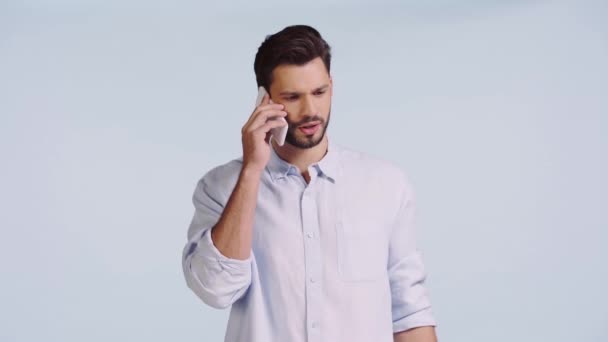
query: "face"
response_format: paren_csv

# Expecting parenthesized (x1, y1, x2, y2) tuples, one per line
(268, 57, 333, 149)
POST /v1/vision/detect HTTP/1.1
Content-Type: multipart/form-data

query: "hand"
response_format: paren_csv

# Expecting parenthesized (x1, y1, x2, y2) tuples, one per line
(241, 92, 288, 173)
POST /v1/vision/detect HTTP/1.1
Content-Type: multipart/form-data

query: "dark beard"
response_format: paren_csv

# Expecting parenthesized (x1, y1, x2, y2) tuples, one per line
(284, 105, 331, 149)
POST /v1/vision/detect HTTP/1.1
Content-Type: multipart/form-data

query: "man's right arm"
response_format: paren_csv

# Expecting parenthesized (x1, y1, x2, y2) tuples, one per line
(181, 165, 263, 309)
(182, 90, 287, 309)
(210, 166, 262, 260)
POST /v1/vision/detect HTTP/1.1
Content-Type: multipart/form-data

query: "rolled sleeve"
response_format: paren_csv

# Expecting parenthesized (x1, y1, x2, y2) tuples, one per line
(181, 173, 252, 309)
(388, 172, 437, 332)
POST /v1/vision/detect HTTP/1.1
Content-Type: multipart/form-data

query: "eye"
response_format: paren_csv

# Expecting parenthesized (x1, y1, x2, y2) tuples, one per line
(284, 91, 325, 101)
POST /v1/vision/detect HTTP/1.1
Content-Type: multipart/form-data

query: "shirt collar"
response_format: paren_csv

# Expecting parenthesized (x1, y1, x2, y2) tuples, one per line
(266, 135, 340, 183)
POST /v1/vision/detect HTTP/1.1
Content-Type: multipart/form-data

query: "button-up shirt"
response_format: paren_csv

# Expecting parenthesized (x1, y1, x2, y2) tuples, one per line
(181, 135, 437, 342)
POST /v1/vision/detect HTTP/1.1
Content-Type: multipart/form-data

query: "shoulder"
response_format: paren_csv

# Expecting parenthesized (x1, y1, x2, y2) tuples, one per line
(194, 156, 244, 204)
(338, 144, 411, 189)
(336, 144, 415, 226)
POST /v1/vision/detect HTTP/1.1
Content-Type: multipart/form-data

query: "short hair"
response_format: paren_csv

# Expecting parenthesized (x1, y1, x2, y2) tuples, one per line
(254, 25, 332, 91)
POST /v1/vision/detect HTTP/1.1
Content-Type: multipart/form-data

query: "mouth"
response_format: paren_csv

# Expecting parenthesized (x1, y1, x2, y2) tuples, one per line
(298, 121, 321, 135)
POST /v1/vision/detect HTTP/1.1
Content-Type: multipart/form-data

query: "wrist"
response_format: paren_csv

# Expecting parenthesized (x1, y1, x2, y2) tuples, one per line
(240, 164, 264, 180)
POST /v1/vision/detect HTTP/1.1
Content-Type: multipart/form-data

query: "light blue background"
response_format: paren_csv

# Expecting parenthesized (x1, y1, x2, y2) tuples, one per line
(1, 0, 606, 341)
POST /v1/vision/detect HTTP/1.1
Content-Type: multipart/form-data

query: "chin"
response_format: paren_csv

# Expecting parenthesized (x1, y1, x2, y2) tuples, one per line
(287, 129, 326, 149)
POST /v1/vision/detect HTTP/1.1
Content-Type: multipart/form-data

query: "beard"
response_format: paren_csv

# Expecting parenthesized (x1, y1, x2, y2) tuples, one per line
(284, 105, 331, 149)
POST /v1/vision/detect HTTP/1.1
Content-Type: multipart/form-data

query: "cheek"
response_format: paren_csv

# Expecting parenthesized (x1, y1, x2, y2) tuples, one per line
(322, 95, 331, 106)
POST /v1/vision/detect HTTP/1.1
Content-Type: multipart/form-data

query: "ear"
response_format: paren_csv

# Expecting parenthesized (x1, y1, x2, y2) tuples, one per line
(329, 75, 333, 96)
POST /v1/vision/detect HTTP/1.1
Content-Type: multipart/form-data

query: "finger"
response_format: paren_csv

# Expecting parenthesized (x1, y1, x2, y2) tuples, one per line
(261, 90, 281, 111)
(245, 103, 282, 131)
(254, 117, 288, 135)
(257, 103, 284, 112)
(247, 110, 287, 132)
(244, 94, 283, 128)
(248, 118, 286, 144)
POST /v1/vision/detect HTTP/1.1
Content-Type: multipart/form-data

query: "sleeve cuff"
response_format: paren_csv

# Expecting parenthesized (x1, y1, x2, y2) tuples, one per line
(199, 228, 252, 274)
(393, 306, 437, 333)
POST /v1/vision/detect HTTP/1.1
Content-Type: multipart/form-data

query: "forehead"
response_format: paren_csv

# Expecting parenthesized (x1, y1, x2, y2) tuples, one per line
(270, 57, 330, 91)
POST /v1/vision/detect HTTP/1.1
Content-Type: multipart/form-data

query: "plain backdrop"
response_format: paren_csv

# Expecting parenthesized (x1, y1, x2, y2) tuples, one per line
(1, 0, 606, 341)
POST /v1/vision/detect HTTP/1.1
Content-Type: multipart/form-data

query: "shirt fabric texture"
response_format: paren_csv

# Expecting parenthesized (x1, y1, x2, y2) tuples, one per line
(181, 135, 437, 342)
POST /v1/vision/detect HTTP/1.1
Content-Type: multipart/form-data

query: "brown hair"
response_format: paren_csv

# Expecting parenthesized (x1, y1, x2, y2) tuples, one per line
(254, 25, 332, 91)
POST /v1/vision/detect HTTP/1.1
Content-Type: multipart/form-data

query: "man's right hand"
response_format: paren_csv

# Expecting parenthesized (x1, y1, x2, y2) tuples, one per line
(241, 92, 288, 173)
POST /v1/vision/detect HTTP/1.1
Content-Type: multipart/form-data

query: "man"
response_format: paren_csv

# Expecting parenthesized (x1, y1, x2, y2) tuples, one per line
(182, 25, 438, 342)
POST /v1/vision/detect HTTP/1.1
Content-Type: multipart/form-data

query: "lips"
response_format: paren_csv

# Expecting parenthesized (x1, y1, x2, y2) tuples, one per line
(299, 121, 321, 128)
(299, 122, 321, 135)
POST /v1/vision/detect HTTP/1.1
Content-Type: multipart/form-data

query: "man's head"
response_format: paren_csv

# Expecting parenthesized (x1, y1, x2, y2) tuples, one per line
(254, 25, 333, 149)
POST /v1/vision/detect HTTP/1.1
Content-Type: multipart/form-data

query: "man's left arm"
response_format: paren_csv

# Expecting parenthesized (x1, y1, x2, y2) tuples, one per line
(394, 326, 437, 342)
(388, 170, 438, 341)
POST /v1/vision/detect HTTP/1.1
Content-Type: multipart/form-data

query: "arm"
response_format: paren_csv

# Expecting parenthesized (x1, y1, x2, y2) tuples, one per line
(389, 171, 438, 339)
(210, 166, 262, 260)
(181, 165, 262, 309)
(394, 326, 437, 342)
(182, 88, 286, 309)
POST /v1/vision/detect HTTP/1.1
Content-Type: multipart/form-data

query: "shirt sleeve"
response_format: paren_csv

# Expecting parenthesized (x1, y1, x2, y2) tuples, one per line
(388, 171, 437, 333)
(181, 173, 253, 309)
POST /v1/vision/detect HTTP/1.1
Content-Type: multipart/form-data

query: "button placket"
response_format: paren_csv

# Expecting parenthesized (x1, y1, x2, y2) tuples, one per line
(301, 188, 322, 341)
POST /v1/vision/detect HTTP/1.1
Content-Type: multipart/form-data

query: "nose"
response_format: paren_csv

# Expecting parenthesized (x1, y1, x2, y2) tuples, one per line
(301, 94, 318, 115)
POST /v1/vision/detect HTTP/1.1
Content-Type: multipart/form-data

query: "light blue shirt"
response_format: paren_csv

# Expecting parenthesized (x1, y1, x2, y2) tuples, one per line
(182, 135, 436, 342)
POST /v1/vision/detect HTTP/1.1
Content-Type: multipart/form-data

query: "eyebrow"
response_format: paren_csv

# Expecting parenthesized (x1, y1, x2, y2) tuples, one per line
(279, 84, 329, 96)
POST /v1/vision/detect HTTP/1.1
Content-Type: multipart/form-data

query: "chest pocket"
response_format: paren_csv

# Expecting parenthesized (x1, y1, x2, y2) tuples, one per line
(335, 216, 388, 282)
(332, 160, 388, 282)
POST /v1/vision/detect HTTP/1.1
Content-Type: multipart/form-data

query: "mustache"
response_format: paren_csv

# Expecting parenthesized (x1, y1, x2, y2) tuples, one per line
(287, 116, 323, 126)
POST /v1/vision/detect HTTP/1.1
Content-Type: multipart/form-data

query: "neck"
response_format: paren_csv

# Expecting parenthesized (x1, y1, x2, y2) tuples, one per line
(271, 135, 329, 174)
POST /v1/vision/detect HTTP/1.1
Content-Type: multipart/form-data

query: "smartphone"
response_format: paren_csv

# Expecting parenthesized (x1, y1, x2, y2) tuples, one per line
(255, 86, 288, 146)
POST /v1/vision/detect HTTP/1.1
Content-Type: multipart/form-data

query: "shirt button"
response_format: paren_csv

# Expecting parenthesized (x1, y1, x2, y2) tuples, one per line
(310, 277, 316, 283)
(312, 321, 319, 329)
(307, 232, 314, 238)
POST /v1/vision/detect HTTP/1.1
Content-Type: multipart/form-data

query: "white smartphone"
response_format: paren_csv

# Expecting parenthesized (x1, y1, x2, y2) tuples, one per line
(255, 86, 288, 146)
